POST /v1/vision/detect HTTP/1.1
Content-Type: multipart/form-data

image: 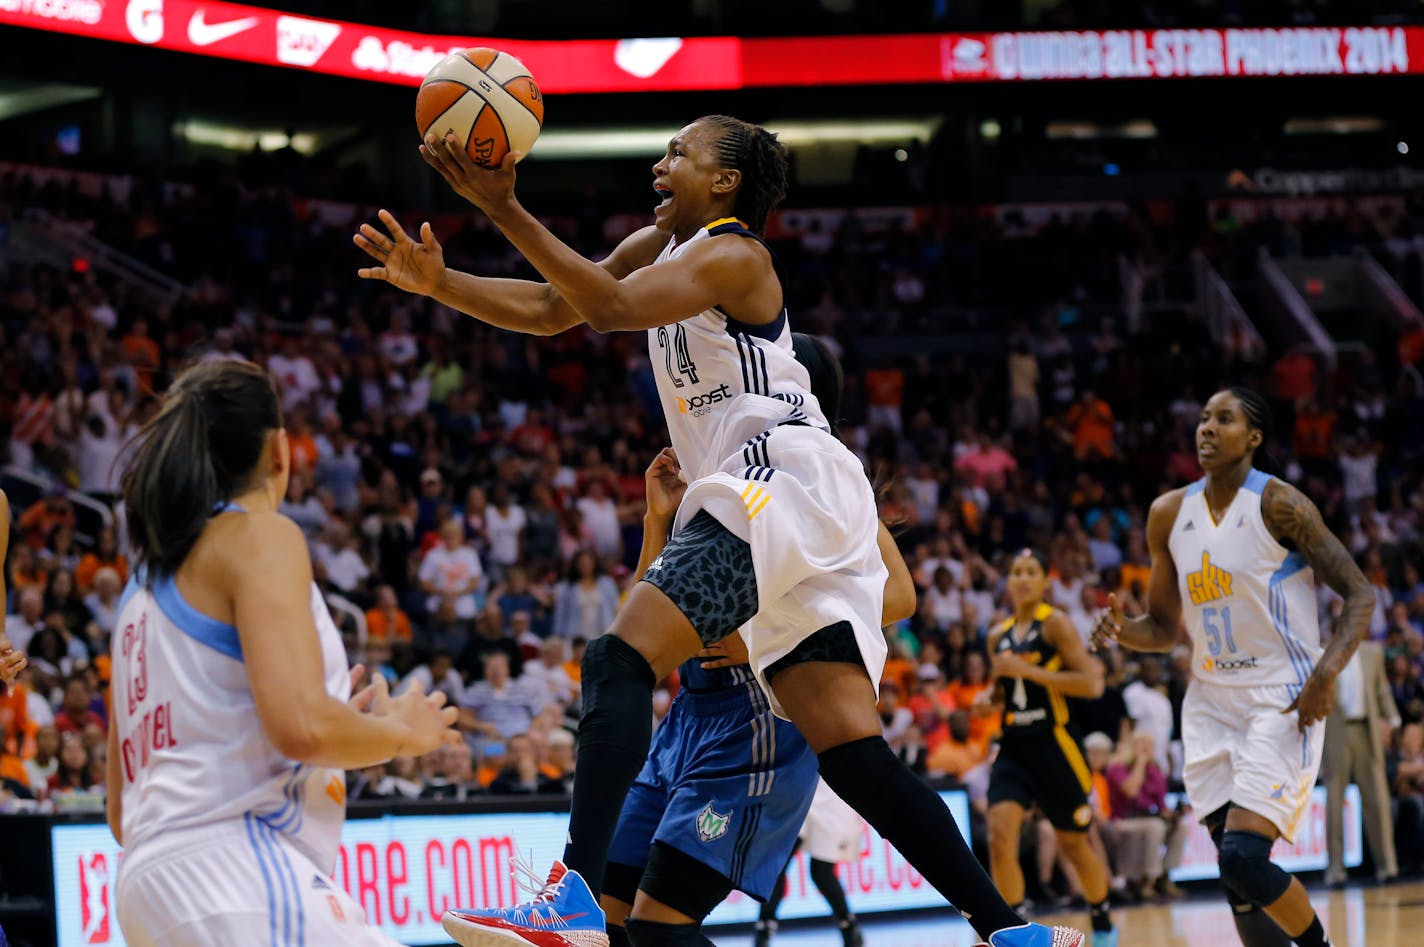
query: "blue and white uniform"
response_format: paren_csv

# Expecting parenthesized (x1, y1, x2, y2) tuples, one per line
(111, 507, 398, 946)
(607, 657, 818, 899)
(1171, 469, 1325, 841)
(649, 218, 888, 717)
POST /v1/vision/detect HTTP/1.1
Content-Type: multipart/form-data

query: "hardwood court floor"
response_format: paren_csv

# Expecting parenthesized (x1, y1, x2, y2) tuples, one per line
(712, 880, 1424, 946)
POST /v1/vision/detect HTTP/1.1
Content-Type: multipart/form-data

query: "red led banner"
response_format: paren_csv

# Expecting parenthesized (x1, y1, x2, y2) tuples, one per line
(0, 2, 1419, 91)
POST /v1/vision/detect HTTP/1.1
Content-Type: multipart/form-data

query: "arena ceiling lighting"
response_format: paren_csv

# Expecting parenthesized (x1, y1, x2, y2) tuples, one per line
(0, 82, 99, 121)
(531, 119, 943, 160)
(1282, 116, 1386, 135)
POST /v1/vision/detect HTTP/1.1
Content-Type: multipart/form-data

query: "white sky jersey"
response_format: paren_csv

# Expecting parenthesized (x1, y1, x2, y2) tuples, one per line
(110, 570, 352, 872)
(1168, 469, 1322, 690)
(648, 217, 828, 482)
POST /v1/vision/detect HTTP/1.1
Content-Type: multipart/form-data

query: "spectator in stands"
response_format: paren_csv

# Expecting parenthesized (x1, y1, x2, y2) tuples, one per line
(74, 526, 127, 594)
(552, 550, 618, 640)
(54, 676, 104, 735)
(488, 733, 563, 795)
(6, 587, 46, 655)
(396, 650, 464, 705)
(1104, 729, 1182, 902)
(1390, 722, 1424, 876)
(1066, 390, 1116, 462)
(420, 741, 483, 801)
(419, 518, 484, 620)
(1122, 657, 1173, 775)
(485, 483, 526, 584)
(366, 584, 413, 643)
(46, 732, 93, 799)
(541, 728, 576, 792)
(19, 488, 74, 552)
(459, 652, 545, 757)
(22, 724, 59, 793)
(522, 637, 577, 707)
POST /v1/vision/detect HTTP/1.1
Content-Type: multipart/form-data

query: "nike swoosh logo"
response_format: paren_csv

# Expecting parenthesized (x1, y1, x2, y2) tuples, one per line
(188, 12, 260, 46)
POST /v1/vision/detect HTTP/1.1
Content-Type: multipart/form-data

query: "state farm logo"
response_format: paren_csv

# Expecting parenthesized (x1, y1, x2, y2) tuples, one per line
(0, 0, 105, 26)
(942, 36, 989, 76)
(276, 14, 340, 67)
(352, 35, 458, 77)
(78, 852, 112, 943)
(124, 0, 161, 43)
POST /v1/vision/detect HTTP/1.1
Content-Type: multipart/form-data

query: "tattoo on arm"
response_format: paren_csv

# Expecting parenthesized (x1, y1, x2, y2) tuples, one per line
(1263, 482, 1374, 675)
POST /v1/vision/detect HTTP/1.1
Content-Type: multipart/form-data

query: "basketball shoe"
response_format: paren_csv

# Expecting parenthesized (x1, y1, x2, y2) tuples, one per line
(442, 859, 608, 947)
(975, 923, 1088, 947)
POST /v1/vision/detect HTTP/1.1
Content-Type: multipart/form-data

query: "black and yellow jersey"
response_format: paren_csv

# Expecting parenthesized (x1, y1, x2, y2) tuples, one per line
(991, 602, 1071, 734)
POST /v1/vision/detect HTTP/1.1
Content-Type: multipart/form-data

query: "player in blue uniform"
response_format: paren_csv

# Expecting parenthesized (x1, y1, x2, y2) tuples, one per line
(600, 335, 911, 947)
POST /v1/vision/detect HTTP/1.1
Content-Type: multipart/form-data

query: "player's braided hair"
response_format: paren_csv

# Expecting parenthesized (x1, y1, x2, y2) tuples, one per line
(700, 115, 789, 234)
(1227, 385, 1286, 478)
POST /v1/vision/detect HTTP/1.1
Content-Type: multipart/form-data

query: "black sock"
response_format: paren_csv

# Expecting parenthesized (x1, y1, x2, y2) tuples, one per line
(761, 857, 792, 922)
(818, 736, 1024, 939)
(810, 858, 853, 924)
(1232, 907, 1293, 947)
(1294, 915, 1329, 947)
(624, 918, 714, 946)
(561, 636, 656, 896)
(608, 924, 632, 947)
(1090, 898, 1113, 933)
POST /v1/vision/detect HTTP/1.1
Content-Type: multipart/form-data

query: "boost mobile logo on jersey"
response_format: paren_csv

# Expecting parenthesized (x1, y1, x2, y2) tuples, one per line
(1201, 654, 1260, 672)
(677, 382, 733, 417)
(1186, 550, 1233, 605)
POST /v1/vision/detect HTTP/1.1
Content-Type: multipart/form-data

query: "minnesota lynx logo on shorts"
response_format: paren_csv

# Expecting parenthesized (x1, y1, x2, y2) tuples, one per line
(1186, 550, 1233, 605)
(695, 801, 731, 842)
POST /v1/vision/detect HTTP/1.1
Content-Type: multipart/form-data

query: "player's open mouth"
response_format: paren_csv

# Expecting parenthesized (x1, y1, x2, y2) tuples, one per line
(654, 184, 674, 208)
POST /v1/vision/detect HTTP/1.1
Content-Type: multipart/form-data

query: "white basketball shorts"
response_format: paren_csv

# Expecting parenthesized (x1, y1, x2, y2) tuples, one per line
(1181, 679, 1325, 842)
(116, 819, 401, 947)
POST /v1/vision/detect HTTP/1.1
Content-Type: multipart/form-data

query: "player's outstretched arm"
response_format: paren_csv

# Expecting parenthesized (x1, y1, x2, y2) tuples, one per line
(1263, 479, 1374, 728)
(423, 137, 775, 333)
(354, 210, 666, 336)
(1094, 490, 1185, 653)
(228, 514, 460, 769)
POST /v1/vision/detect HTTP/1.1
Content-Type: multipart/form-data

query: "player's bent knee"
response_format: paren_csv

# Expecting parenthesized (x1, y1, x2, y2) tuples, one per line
(1217, 830, 1292, 907)
(634, 842, 732, 925)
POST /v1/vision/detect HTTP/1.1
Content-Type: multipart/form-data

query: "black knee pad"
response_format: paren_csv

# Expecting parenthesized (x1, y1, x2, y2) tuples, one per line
(579, 635, 655, 723)
(604, 860, 646, 910)
(636, 842, 734, 924)
(1218, 830, 1292, 907)
(624, 918, 715, 946)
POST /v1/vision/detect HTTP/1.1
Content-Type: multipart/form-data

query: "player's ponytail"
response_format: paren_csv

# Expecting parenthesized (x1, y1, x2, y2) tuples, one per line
(791, 332, 843, 433)
(122, 360, 282, 578)
(1228, 386, 1287, 479)
(702, 115, 789, 234)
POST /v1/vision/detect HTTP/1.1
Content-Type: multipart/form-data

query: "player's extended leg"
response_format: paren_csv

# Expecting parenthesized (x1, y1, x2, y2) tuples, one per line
(772, 656, 1070, 945)
(562, 583, 707, 898)
(987, 801, 1028, 907)
(755, 851, 795, 945)
(1204, 807, 1319, 947)
(807, 858, 862, 947)
(1055, 829, 1115, 945)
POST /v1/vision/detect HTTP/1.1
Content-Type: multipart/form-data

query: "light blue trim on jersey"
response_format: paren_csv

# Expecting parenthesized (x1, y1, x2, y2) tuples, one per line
(1268, 552, 1314, 694)
(151, 574, 244, 662)
(262, 765, 308, 834)
(265, 820, 306, 947)
(1185, 478, 1207, 496)
(213, 501, 247, 514)
(245, 812, 282, 947)
(116, 575, 141, 624)
(1242, 468, 1272, 494)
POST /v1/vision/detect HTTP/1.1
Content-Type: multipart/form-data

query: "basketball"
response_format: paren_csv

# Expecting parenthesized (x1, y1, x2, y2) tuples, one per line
(416, 48, 544, 167)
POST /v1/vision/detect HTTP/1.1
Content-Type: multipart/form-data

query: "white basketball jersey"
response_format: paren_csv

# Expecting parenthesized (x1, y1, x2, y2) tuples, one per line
(110, 571, 352, 872)
(1168, 469, 1321, 689)
(648, 218, 828, 482)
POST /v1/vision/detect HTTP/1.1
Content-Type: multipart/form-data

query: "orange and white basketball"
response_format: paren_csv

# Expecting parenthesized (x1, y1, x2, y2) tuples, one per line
(416, 48, 543, 167)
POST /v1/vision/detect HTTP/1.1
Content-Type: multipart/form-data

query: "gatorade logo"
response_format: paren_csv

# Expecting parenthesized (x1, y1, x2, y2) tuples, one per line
(1186, 550, 1233, 605)
(677, 383, 733, 417)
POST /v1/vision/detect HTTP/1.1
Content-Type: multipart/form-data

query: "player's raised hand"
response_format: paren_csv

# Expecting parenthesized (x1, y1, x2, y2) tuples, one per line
(390, 677, 462, 756)
(1090, 593, 1124, 651)
(0, 634, 26, 690)
(354, 209, 445, 296)
(422, 131, 520, 213)
(1284, 667, 1335, 731)
(644, 447, 686, 521)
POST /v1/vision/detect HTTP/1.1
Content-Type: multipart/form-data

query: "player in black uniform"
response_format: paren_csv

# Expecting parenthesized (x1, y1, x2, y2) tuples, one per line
(978, 550, 1117, 946)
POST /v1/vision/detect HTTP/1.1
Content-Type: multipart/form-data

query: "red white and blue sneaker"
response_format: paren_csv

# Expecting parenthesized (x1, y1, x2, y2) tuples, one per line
(975, 923, 1088, 947)
(441, 859, 608, 947)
